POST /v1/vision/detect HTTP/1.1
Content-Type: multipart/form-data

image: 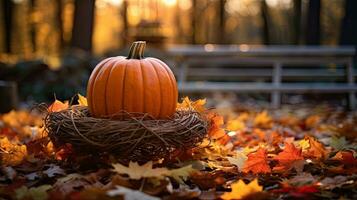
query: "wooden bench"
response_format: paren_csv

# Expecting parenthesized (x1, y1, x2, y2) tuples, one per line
(167, 45, 356, 109)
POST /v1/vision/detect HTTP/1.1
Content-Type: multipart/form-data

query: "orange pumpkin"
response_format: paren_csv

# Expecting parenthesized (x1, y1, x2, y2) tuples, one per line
(87, 41, 178, 119)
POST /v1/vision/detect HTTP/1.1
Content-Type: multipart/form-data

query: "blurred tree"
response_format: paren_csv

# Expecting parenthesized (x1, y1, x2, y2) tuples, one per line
(2, 0, 13, 53)
(261, 0, 270, 45)
(71, 0, 95, 51)
(191, 0, 197, 44)
(305, 0, 320, 45)
(293, 0, 301, 44)
(29, 0, 36, 52)
(55, 0, 64, 50)
(121, 0, 129, 46)
(340, 0, 357, 47)
(218, 0, 227, 44)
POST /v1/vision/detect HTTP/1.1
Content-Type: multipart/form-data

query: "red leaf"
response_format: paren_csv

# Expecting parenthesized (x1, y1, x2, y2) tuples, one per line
(242, 148, 271, 174)
(273, 142, 305, 173)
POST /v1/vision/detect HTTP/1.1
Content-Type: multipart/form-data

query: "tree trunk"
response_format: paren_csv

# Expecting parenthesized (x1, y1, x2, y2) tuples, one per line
(292, 0, 301, 44)
(2, 0, 13, 53)
(261, 0, 270, 45)
(71, 0, 96, 52)
(218, 0, 226, 44)
(121, 0, 128, 46)
(305, 0, 320, 45)
(340, 0, 357, 46)
(29, 0, 36, 52)
(55, 0, 64, 51)
(191, 0, 197, 44)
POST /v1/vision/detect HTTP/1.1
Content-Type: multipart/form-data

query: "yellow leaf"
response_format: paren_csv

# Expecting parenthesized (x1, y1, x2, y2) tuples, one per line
(253, 110, 272, 128)
(298, 139, 310, 150)
(221, 178, 263, 200)
(77, 94, 88, 106)
(0, 137, 27, 166)
(226, 118, 246, 132)
(177, 97, 206, 113)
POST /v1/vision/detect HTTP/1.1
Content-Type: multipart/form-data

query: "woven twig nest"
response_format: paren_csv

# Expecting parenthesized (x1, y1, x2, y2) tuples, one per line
(45, 106, 208, 162)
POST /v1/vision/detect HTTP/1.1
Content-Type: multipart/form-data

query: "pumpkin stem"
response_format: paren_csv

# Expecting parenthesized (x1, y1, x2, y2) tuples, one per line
(127, 41, 146, 59)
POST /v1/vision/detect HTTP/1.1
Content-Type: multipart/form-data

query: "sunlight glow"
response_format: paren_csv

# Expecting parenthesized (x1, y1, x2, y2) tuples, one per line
(228, 131, 237, 137)
(162, 0, 177, 7)
(204, 44, 215, 52)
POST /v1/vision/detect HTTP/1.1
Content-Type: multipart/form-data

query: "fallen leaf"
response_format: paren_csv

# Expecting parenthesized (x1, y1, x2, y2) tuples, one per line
(177, 97, 206, 113)
(273, 142, 305, 173)
(15, 185, 52, 200)
(221, 178, 263, 200)
(227, 151, 248, 171)
(0, 137, 27, 166)
(167, 165, 195, 183)
(253, 110, 272, 128)
(305, 115, 321, 129)
(112, 161, 194, 182)
(77, 94, 88, 106)
(43, 164, 65, 178)
(330, 136, 348, 151)
(48, 100, 69, 112)
(301, 136, 328, 160)
(107, 185, 160, 200)
(112, 161, 169, 180)
(242, 148, 271, 174)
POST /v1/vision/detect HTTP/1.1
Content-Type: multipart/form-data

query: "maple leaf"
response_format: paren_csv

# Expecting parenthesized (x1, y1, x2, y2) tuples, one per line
(242, 148, 271, 174)
(77, 93, 88, 106)
(273, 142, 305, 173)
(112, 161, 194, 182)
(112, 161, 169, 180)
(107, 185, 160, 200)
(301, 136, 328, 160)
(177, 97, 206, 113)
(0, 137, 27, 166)
(332, 150, 357, 167)
(207, 113, 230, 145)
(221, 178, 263, 200)
(226, 114, 248, 132)
(48, 100, 69, 112)
(167, 165, 195, 183)
(253, 110, 272, 128)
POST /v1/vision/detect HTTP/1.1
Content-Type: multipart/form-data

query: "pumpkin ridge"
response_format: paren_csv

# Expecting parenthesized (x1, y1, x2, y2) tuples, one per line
(148, 59, 163, 117)
(92, 59, 117, 116)
(87, 58, 111, 113)
(153, 59, 178, 116)
(105, 58, 126, 116)
(120, 61, 129, 115)
(141, 59, 160, 118)
(139, 60, 145, 114)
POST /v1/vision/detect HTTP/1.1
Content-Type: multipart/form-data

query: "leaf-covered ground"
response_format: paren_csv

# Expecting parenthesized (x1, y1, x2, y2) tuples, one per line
(0, 96, 356, 200)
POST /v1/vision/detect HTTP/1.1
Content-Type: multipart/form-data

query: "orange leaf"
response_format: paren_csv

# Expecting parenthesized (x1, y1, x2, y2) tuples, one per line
(207, 113, 230, 145)
(332, 150, 357, 167)
(253, 110, 272, 128)
(177, 97, 206, 113)
(273, 143, 305, 173)
(242, 148, 271, 174)
(302, 136, 328, 160)
(48, 100, 69, 113)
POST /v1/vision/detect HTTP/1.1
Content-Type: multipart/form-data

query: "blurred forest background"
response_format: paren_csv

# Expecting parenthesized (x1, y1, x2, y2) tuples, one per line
(0, 0, 356, 103)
